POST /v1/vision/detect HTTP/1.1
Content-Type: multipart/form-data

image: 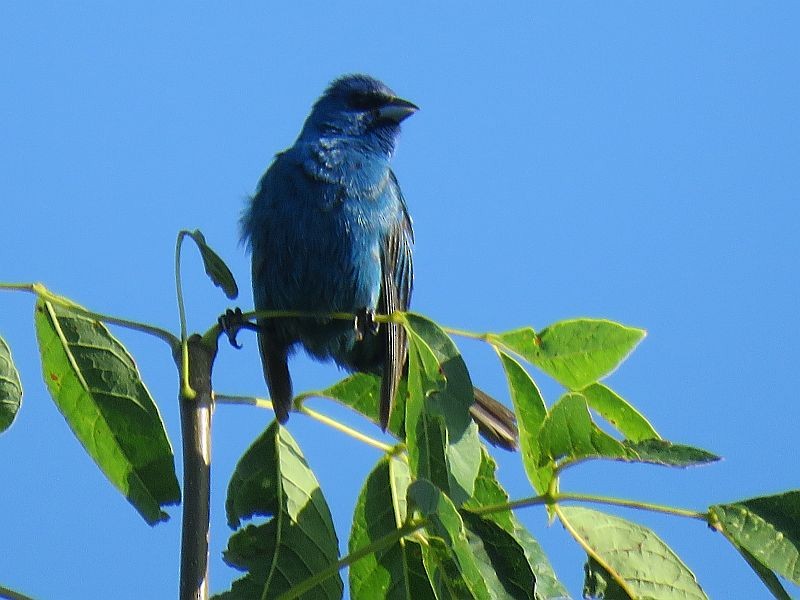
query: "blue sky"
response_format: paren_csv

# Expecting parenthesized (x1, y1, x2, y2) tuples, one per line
(1, 3, 798, 598)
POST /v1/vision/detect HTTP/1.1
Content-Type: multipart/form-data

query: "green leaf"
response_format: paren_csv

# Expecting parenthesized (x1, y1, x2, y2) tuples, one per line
(313, 373, 406, 440)
(581, 383, 658, 442)
(734, 545, 793, 600)
(349, 457, 435, 600)
(218, 422, 342, 600)
(492, 319, 645, 390)
(0, 334, 22, 433)
(559, 506, 707, 600)
(408, 479, 491, 599)
(710, 491, 800, 587)
(498, 351, 552, 493)
(623, 439, 720, 467)
(538, 393, 628, 467)
(403, 313, 481, 506)
(464, 450, 570, 600)
(33, 299, 179, 524)
(539, 394, 719, 470)
(583, 556, 632, 600)
(461, 513, 536, 599)
(186, 229, 239, 299)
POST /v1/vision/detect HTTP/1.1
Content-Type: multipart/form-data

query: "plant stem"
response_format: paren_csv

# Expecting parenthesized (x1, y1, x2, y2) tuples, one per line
(214, 393, 273, 411)
(175, 232, 195, 399)
(276, 519, 426, 600)
(440, 324, 491, 342)
(0, 282, 179, 347)
(300, 404, 395, 453)
(557, 491, 708, 521)
(469, 491, 708, 521)
(215, 393, 395, 453)
(176, 334, 216, 600)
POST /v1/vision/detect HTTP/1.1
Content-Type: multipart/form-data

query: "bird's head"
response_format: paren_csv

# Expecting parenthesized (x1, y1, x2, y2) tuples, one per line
(300, 74, 418, 157)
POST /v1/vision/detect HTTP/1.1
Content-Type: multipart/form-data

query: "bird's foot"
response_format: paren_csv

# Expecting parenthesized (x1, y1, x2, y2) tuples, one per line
(354, 307, 379, 341)
(218, 307, 260, 349)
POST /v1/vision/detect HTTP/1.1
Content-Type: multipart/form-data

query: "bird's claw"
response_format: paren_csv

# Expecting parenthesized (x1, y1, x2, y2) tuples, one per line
(218, 307, 260, 349)
(354, 308, 379, 341)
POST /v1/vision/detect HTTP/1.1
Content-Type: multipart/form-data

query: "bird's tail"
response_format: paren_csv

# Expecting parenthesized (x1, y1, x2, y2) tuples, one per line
(470, 388, 518, 451)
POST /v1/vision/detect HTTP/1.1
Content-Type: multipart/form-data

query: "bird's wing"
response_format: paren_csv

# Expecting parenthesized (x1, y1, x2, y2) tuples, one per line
(378, 170, 414, 430)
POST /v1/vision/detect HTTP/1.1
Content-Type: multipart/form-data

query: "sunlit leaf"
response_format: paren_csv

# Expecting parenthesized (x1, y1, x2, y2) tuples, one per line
(560, 506, 707, 600)
(0, 334, 22, 433)
(581, 383, 658, 442)
(492, 319, 645, 390)
(186, 229, 239, 299)
(711, 491, 800, 587)
(404, 313, 481, 506)
(217, 422, 342, 599)
(349, 457, 434, 600)
(309, 373, 406, 439)
(497, 351, 552, 493)
(34, 299, 179, 524)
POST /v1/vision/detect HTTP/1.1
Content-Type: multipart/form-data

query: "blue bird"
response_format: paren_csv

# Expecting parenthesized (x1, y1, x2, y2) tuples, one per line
(241, 74, 517, 449)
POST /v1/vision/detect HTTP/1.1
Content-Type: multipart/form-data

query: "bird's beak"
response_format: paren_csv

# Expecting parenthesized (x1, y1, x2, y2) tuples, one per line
(377, 97, 419, 123)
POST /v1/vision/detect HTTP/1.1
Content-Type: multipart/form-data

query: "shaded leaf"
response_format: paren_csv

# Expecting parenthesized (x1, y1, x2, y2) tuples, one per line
(186, 229, 239, 299)
(34, 299, 179, 524)
(498, 351, 552, 493)
(464, 450, 570, 600)
(349, 457, 434, 600)
(583, 556, 632, 600)
(711, 491, 800, 586)
(0, 334, 22, 433)
(492, 320, 645, 390)
(624, 439, 719, 467)
(559, 506, 707, 600)
(408, 479, 491, 599)
(462, 512, 536, 599)
(581, 383, 658, 442)
(217, 422, 342, 599)
(404, 313, 481, 506)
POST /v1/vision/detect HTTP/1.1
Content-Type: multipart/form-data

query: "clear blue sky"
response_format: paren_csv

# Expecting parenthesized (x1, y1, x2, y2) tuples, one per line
(1, 3, 798, 598)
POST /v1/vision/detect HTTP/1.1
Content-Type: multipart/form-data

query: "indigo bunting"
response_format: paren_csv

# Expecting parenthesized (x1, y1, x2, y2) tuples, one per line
(241, 74, 517, 449)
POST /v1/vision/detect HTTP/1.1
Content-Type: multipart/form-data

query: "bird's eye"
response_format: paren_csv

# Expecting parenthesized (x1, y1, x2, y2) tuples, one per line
(347, 91, 386, 111)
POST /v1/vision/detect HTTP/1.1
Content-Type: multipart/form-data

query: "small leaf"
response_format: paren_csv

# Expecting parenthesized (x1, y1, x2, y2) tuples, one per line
(404, 313, 481, 506)
(539, 394, 718, 470)
(463, 450, 570, 600)
(581, 383, 658, 442)
(310, 373, 406, 440)
(492, 319, 645, 390)
(349, 457, 435, 600)
(218, 423, 342, 599)
(408, 479, 491, 599)
(34, 300, 180, 524)
(498, 351, 552, 493)
(624, 439, 720, 467)
(186, 229, 239, 299)
(559, 506, 707, 600)
(538, 393, 628, 467)
(0, 334, 22, 433)
(711, 491, 800, 586)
